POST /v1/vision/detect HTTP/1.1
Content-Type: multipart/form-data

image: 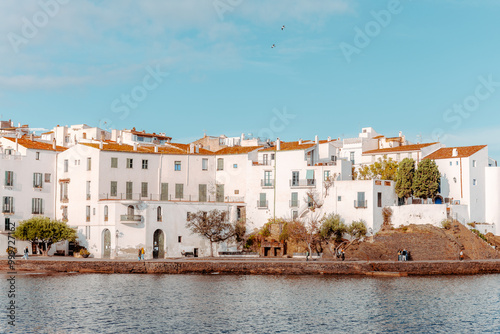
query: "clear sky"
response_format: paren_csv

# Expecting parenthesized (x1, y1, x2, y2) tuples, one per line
(1, 0, 500, 160)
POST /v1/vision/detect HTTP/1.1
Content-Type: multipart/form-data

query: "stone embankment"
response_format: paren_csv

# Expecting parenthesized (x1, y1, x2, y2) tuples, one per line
(1, 259, 499, 276)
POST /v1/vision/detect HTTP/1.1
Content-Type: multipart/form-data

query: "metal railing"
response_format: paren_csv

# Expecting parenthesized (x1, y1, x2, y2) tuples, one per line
(120, 214, 142, 222)
(99, 193, 246, 203)
(354, 200, 368, 209)
(257, 200, 268, 208)
(289, 179, 316, 188)
(261, 179, 274, 188)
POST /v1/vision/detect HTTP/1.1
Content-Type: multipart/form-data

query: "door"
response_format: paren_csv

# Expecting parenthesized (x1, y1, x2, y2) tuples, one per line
(153, 229, 165, 259)
(126, 182, 133, 200)
(216, 184, 224, 202)
(292, 171, 299, 186)
(102, 229, 111, 258)
(199, 184, 207, 202)
(161, 183, 168, 201)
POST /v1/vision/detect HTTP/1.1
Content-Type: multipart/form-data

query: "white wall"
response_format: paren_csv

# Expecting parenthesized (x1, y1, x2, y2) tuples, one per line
(390, 204, 447, 228)
(485, 167, 500, 235)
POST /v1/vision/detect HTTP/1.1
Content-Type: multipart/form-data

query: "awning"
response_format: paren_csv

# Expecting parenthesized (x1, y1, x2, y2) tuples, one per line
(306, 170, 314, 179)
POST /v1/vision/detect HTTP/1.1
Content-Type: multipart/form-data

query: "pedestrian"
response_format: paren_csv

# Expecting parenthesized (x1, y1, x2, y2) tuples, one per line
(459, 250, 464, 261)
(23, 246, 29, 260)
(341, 248, 345, 261)
(141, 247, 145, 260)
(138, 248, 142, 261)
(402, 249, 407, 261)
(397, 249, 401, 261)
(305, 250, 309, 261)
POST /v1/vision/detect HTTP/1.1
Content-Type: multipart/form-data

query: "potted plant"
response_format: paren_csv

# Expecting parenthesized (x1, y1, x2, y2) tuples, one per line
(80, 248, 90, 258)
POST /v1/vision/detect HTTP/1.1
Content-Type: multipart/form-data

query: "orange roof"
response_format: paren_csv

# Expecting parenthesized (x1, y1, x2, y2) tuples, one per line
(130, 129, 172, 140)
(424, 145, 487, 160)
(261, 141, 316, 152)
(318, 139, 337, 144)
(363, 142, 438, 155)
(81, 142, 213, 155)
(3, 137, 66, 152)
(372, 135, 384, 139)
(215, 146, 262, 155)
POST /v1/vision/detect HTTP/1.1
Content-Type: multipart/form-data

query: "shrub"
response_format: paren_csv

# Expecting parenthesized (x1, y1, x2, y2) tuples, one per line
(6, 247, 17, 254)
(470, 229, 488, 242)
(382, 207, 393, 227)
(80, 248, 90, 258)
(441, 219, 452, 230)
(401, 226, 408, 232)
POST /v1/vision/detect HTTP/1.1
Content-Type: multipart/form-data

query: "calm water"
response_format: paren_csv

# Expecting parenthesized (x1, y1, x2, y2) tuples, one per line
(1, 273, 499, 333)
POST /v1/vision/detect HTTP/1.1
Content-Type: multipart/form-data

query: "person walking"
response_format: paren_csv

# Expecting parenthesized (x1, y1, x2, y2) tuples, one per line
(341, 248, 345, 261)
(397, 249, 401, 261)
(138, 248, 142, 261)
(23, 246, 29, 260)
(459, 250, 464, 261)
(305, 250, 309, 261)
(141, 247, 145, 260)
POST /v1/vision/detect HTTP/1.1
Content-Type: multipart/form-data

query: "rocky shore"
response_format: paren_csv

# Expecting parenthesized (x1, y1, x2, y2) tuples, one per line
(1, 258, 499, 276)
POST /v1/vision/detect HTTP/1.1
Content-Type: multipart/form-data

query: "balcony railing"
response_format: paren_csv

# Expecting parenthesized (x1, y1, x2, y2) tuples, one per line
(120, 214, 143, 222)
(253, 160, 274, 166)
(2, 206, 14, 214)
(354, 200, 368, 209)
(289, 200, 299, 208)
(257, 200, 268, 209)
(261, 179, 274, 188)
(289, 179, 316, 188)
(99, 193, 245, 203)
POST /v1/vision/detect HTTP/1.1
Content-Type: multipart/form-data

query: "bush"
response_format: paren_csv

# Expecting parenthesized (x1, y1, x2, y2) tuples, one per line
(441, 219, 452, 230)
(80, 248, 90, 258)
(401, 226, 408, 232)
(470, 229, 488, 242)
(6, 247, 17, 254)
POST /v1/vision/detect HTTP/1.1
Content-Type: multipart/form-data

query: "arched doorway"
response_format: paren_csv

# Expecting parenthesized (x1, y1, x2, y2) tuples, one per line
(102, 229, 111, 258)
(434, 196, 443, 204)
(153, 229, 165, 259)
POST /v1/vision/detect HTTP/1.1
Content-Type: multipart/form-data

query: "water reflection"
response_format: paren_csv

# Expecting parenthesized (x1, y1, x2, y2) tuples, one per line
(2, 274, 499, 333)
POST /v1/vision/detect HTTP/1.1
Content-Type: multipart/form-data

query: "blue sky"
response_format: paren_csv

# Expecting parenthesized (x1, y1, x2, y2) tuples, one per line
(1, 0, 500, 160)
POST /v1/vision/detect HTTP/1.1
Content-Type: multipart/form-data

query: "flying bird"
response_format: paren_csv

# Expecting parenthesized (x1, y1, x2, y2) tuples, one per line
(281, 25, 285, 30)
(271, 44, 276, 48)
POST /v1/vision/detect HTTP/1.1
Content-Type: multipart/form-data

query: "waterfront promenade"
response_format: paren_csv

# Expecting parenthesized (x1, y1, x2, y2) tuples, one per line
(1, 257, 500, 276)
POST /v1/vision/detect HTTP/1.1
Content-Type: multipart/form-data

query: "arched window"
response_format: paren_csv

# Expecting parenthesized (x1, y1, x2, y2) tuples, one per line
(127, 205, 134, 217)
(157, 206, 162, 222)
(104, 205, 108, 221)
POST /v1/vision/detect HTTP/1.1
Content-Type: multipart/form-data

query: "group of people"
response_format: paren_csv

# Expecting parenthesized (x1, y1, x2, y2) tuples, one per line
(138, 247, 145, 261)
(337, 248, 345, 261)
(397, 249, 410, 261)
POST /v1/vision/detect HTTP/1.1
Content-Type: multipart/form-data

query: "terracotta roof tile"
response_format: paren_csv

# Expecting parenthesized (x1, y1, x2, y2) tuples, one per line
(130, 129, 172, 140)
(424, 145, 487, 160)
(3, 137, 66, 152)
(215, 146, 262, 155)
(363, 142, 438, 155)
(81, 142, 213, 155)
(261, 141, 316, 152)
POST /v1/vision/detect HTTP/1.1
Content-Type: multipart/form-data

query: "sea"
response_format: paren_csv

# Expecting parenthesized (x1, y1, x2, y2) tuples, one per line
(1, 273, 499, 333)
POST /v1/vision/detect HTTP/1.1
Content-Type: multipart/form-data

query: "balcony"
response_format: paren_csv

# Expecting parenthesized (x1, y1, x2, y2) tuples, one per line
(354, 200, 368, 209)
(289, 179, 316, 188)
(120, 214, 143, 222)
(257, 200, 268, 209)
(98, 193, 245, 203)
(253, 160, 274, 166)
(261, 179, 274, 188)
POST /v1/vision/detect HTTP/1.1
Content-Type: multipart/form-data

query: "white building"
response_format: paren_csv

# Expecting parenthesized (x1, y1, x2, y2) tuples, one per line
(41, 124, 111, 148)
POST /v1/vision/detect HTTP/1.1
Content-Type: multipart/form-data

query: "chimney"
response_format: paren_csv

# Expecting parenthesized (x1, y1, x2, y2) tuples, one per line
(52, 139, 56, 150)
(30, 133, 34, 141)
(154, 145, 158, 153)
(133, 143, 138, 151)
(99, 140, 103, 150)
(276, 138, 281, 151)
(399, 131, 402, 137)
(166, 138, 171, 143)
(327, 136, 331, 142)
(299, 139, 302, 145)
(189, 143, 195, 154)
(315, 135, 318, 144)
(452, 148, 458, 157)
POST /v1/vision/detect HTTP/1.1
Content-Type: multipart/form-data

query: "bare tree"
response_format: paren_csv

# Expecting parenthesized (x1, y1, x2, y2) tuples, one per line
(305, 190, 323, 212)
(186, 210, 235, 256)
(323, 173, 337, 197)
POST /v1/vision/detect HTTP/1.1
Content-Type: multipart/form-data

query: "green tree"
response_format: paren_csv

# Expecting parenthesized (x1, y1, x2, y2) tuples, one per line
(347, 220, 367, 240)
(358, 155, 399, 180)
(13, 217, 77, 256)
(186, 209, 236, 257)
(412, 159, 441, 201)
(395, 158, 415, 204)
(319, 214, 347, 256)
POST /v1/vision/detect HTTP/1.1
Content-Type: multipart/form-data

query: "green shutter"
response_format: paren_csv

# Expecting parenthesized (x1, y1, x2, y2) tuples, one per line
(306, 170, 314, 179)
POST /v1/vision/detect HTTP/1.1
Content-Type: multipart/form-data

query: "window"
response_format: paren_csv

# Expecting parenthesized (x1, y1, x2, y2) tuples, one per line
(85, 226, 91, 240)
(33, 173, 43, 188)
(36, 152, 40, 160)
(324, 170, 330, 181)
(111, 157, 118, 168)
(472, 160, 477, 167)
(32, 198, 43, 214)
(449, 161, 452, 166)
(86, 181, 91, 200)
(263, 154, 268, 165)
(141, 182, 148, 198)
(178, 236, 182, 243)
(44, 173, 51, 183)
(473, 179, 477, 186)
(307, 194, 314, 207)
(350, 152, 355, 164)
(86, 206, 91, 222)
(126, 182, 133, 200)
(175, 184, 184, 199)
(292, 211, 298, 220)
(65, 135, 70, 143)
(5, 171, 14, 187)
(104, 205, 108, 221)
(157, 207, 162, 222)
(60, 182, 68, 201)
(142, 159, 148, 170)
(338, 196, 342, 201)
(5, 218, 10, 231)
(217, 158, 224, 171)
(356, 192, 366, 208)
(271, 154, 275, 160)
(62, 207, 68, 221)
(161, 183, 168, 201)
(199, 184, 207, 202)
(234, 190, 239, 195)
(64, 159, 69, 172)
(175, 161, 181, 171)
(2, 197, 14, 213)
(233, 164, 238, 168)
(258, 193, 267, 208)
(291, 171, 299, 186)
(291, 192, 298, 207)
(216, 184, 224, 202)
(377, 192, 382, 208)
(110, 181, 117, 197)
(87, 157, 91, 171)
(306, 170, 315, 186)
(456, 161, 459, 166)
(264, 171, 273, 187)
(126, 158, 133, 169)
(202, 158, 208, 171)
